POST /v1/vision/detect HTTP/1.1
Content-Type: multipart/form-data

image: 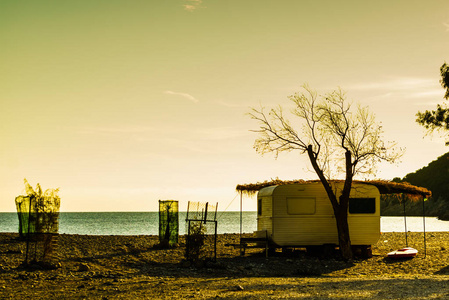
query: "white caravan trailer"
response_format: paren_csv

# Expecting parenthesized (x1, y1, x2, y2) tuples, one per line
(256, 182, 380, 248)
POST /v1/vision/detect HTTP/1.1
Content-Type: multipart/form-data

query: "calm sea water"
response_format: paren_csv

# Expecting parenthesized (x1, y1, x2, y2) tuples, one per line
(0, 212, 257, 235)
(1, 212, 449, 235)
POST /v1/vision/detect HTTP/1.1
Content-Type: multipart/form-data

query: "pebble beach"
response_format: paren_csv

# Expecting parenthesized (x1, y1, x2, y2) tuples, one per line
(1, 232, 449, 299)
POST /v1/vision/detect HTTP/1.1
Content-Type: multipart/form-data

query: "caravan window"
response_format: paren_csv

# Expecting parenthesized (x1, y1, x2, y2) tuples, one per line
(287, 197, 316, 215)
(349, 198, 376, 214)
(257, 198, 262, 216)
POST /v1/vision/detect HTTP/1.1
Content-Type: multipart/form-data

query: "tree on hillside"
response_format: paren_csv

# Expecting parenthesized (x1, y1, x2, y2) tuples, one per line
(416, 62, 449, 144)
(249, 85, 403, 260)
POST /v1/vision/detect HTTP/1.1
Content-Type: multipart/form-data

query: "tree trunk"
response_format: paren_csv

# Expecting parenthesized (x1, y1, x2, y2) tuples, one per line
(315, 185, 354, 260)
(336, 150, 354, 260)
(306, 146, 354, 260)
(335, 204, 352, 260)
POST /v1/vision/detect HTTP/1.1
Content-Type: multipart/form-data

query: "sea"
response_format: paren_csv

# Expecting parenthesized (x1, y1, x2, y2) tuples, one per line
(1, 212, 449, 235)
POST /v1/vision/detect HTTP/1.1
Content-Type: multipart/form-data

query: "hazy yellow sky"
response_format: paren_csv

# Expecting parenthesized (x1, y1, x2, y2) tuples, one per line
(1, 0, 449, 212)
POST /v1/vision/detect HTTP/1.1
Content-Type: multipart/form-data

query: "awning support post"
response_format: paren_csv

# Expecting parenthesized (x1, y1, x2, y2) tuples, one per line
(423, 198, 427, 258)
(403, 195, 408, 247)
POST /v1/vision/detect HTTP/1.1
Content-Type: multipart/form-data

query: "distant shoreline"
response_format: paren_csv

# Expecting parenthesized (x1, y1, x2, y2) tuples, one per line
(2, 213, 449, 236)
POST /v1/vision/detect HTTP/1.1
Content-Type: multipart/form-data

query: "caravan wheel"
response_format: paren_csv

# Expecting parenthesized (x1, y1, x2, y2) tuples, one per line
(360, 245, 372, 258)
(351, 245, 372, 258)
(306, 245, 337, 258)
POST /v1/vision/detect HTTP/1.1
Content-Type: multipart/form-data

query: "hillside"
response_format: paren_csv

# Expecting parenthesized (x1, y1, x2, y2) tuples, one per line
(402, 152, 449, 202)
(381, 152, 449, 219)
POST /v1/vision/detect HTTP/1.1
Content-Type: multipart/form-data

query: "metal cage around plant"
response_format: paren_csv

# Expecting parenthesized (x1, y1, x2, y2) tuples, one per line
(15, 180, 61, 268)
(185, 201, 218, 263)
(158, 200, 179, 247)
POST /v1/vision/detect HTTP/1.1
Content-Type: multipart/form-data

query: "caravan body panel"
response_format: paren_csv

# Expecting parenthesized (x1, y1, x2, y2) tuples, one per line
(257, 182, 380, 246)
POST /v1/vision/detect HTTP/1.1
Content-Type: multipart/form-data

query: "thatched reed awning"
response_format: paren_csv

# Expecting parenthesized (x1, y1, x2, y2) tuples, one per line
(236, 179, 431, 200)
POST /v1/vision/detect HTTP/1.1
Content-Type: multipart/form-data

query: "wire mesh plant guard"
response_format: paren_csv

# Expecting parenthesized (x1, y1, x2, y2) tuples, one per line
(158, 200, 179, 247)
(185, 201, 218, 264)
(15, 196, 32, 239)
(15, 179, 61, 268)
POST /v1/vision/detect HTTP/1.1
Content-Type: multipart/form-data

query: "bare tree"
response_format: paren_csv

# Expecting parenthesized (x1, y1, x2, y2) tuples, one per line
(249, 85, 403, 260)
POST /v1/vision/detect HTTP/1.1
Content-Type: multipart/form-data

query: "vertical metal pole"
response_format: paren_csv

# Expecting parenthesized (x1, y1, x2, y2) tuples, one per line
(25, 196, 33, 264)
(214, 203, 218, 260)
(214, 203, 218, 221)
(214, 220, 217, 261)
(423, 198, 426, 258)
(186, 220, 191, 259)
(240, 191, 243, 237)
(239, 191, 243, 254)
(403, 196, 408, 247)
(186, 201, 190, 222)
(158, 200, 161, 242)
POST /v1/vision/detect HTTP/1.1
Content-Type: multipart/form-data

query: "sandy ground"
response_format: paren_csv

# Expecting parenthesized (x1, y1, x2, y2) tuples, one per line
(1, 231, 449, 299)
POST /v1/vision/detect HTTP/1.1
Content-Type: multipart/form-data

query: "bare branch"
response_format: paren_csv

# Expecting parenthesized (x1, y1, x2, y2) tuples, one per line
(248, 105, 308, 158)
(249, 85, 403, 179)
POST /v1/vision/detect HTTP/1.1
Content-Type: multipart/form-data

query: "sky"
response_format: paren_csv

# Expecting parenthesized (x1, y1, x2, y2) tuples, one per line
(1, 0, 449, 212)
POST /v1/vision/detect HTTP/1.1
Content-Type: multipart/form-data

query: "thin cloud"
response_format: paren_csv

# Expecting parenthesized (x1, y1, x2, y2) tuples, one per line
(347, 77, 436, 91)
(413, 100, 446, 106)
(195, 127, 251, 140)
(183, 0, 203, 12)
(216, 100, 249, 108)
(164, 90, 199, 103)
(409, 90, 445, 99)
(444, 22, 449, 32)
(77, 126, 156, 135)
(184, 5, 196, 12)
(346, 77, 445, 104)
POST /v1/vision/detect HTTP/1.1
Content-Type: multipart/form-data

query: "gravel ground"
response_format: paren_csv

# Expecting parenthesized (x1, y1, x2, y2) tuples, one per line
(1, 232, 449, 299)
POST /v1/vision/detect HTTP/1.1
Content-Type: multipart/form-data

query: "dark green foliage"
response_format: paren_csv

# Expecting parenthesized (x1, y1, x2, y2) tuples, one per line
(402, 152, 449, 202)
(16, 197, 31, 238)
(416, 62, 449, 144)
(416, 104, 449, 132)
(380, 194, 425, 216)
(381, 152, 449, 219)
(442, 62, 449, 100)
(411, 62, 449, 216)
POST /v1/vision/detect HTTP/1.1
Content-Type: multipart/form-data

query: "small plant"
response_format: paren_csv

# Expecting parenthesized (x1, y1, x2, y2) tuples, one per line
(21, 179, 60, 233)
(158, 200, 179, 248)
(185, 220, 206, 263)
(15, 179, 61, 267)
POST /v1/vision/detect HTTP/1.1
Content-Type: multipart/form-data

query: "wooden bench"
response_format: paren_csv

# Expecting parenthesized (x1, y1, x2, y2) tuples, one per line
(226, 230, 271, 257)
